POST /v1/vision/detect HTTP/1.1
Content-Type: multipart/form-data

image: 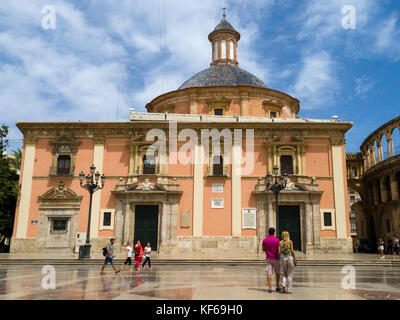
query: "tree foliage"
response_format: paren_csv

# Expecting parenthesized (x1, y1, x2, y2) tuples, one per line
(0, 125, 19, 237)
(10, 148, 22, 171)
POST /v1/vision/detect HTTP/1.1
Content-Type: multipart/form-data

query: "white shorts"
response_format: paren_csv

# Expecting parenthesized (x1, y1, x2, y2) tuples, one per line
(266, 260, 280, 275)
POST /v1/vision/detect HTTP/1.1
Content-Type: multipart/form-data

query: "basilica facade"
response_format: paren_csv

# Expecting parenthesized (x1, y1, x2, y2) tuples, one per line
(11, 18, 353, 258)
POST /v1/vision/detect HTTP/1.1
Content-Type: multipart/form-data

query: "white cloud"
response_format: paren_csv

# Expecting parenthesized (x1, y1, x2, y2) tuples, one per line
(354, 77, 374, 96)
(374, 12, 400, 59)
(290, 51, 338, 110)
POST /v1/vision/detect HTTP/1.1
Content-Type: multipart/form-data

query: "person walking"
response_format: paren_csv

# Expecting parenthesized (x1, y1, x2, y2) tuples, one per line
(278, 231, 296, 294)
(134, 240, 143, 270)
(142, 242, 152, 270)
(101, 238, 120, 274)
(378, 238, 385, 259)
(120, 241, 133, 272)
(393, 236, 400, 256)
(262, 227, 281, 293)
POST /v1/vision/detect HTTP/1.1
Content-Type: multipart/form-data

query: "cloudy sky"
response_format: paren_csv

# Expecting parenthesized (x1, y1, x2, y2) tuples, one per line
(1, 0, 399, 153)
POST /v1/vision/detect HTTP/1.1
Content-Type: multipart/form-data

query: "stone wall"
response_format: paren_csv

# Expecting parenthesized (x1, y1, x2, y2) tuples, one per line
(320, 238, 353, 253)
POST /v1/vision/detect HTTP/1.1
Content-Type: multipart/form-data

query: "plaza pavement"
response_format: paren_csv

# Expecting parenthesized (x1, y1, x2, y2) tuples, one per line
(0, 263, 399, 300)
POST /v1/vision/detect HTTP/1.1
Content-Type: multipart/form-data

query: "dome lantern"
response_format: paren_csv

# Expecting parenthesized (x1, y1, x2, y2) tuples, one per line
(208, 10, 240, 66)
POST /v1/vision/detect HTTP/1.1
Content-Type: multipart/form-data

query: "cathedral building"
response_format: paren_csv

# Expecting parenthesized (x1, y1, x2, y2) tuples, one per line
(11, 17, 353, 258)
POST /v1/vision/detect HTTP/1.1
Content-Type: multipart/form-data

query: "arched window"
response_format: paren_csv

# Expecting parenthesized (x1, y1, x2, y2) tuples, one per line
(143, 155, 156, 174)
(374, 140, 379, 164)
(213, 155, 224, 176)
(57, 155, 71, 175)
(230, 40, 234, 59)
(280, 155, 294, 175)
(221, 40, 227, 59)
(214, 40, 219, 60)
(392, 127, 400, 155)
(381, 134, 389, 160)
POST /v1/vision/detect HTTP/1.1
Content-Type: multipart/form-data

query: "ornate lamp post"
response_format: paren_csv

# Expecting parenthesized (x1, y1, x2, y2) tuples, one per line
(266, 165, 288, 237)
(79, 164, 106, 259)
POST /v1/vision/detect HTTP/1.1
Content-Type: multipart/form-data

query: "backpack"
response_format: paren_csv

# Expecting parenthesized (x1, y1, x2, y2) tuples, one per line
(102, 247, 108, 256)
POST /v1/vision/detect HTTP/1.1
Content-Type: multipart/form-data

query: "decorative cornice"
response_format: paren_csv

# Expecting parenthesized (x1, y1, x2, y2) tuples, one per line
(16, 121, 353, 141)
(49, 134, 81, 154)
(330, 137, 346, 146)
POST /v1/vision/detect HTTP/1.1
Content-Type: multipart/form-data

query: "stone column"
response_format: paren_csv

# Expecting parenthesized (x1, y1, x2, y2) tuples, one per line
(267, 200, 274, 229)
(169, 201, 179, 245)
(114, 200, 124, 246)
(190, 94, 197, 114)
(330, 139, 347, 239)
(240, 91, 249, 116)
(387, 138, 392, 157)
(160, 201, 168, 245)
(305, 202, 312, 245)
(232, 142, 242, 237)
(301, 145, 306, 174)
(15, 138, 36, 239)
(193, 143, 204, 237)
(123, 202, 131, 245)
(257, 200, 267, 253)
(128, 145, 134, 175)
(390, 137, 395, 157)
(312, 201, 321, 246)
(90, 137, 105, 239)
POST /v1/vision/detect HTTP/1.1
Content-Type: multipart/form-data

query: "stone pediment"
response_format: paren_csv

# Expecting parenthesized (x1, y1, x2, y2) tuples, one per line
(126, 178, 166, 192)
(39, 181, 83, 201)
(49, 134, 81, 154)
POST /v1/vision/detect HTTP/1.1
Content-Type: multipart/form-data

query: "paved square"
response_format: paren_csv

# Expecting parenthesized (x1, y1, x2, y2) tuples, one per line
(0, 264, 399, 300)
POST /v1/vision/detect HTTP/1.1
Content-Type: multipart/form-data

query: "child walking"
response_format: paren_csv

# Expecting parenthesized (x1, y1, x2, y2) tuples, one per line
(142, 242, 152, 270)
(120, 241, 133, 272)
(378, 238, 385, 259)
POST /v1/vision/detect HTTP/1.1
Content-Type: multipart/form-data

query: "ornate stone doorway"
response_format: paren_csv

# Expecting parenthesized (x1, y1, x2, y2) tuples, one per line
(253, 178, 323, 254)
(134, 205, 159, 251)
(112, 177, 182, 254)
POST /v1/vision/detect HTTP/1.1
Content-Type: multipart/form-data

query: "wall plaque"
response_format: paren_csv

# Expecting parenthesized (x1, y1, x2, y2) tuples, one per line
(180, 211, 191, 228)
(212, 183, 223, 193)
(211, 198, 224, 208)
(242, 208, 256, 229)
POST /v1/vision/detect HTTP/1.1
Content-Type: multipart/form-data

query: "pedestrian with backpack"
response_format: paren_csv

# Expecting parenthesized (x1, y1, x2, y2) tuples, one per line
(100, 238, 120, 275)
(134, 240, 143, 270)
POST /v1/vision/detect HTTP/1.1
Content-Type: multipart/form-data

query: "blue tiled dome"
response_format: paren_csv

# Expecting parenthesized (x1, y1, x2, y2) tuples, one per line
(178, 64, 267, 89)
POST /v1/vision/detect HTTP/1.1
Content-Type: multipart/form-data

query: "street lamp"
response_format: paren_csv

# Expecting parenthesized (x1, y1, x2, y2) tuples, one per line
(266, 165, 288, 237)
(79, 164, 106, 259)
